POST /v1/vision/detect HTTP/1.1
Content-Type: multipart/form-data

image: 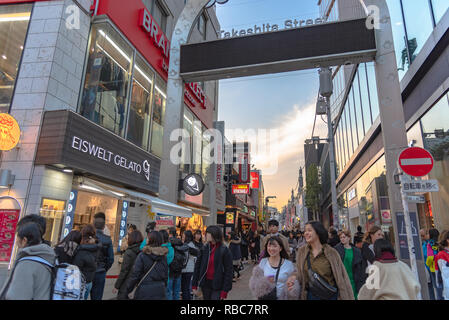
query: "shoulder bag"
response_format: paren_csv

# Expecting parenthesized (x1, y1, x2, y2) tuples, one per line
(131, 261, 157, 299)
(306, 252, 338, 300)
(259, 258, 283, 300)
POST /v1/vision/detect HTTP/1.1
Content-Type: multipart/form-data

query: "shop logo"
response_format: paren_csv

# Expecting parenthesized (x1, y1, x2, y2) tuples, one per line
(183, 174, 205, 196)
(143, 160, 151, 181)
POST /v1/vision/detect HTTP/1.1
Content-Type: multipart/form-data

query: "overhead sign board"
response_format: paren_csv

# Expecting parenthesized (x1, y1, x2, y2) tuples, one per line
(399, 147, 434, 177)
(406, 195, 426, 204)
(250, 171, 260, 189)
(232, 184, 250, 195)
(0, 113, 21, 151)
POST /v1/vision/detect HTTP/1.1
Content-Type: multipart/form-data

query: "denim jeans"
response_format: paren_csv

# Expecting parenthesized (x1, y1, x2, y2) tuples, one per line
(90, 271, 106, 300)
(181, 273, 193, 300)
(166, 276, 181, 300)
(430, 271, 444, 300)
(84, 282, 92, 300)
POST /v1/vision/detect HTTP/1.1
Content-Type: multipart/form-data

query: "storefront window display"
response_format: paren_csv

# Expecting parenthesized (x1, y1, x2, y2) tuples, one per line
(72, 190, 120, 248)
(0, 4, 32, 113)
(420, 93, 449, 230)
(150, 77, 166, 158)
(126, 54, 154, 150)
(80, 23, 133, 138)
(40, 198, 66, 247)
(176, 213, 204, 236)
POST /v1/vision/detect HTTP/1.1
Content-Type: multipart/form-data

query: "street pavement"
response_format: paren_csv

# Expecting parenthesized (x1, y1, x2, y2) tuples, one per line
(228, 261, 256, 301)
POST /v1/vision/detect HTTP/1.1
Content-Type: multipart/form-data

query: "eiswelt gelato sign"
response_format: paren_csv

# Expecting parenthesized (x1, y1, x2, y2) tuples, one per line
(220, 16, 329, 39)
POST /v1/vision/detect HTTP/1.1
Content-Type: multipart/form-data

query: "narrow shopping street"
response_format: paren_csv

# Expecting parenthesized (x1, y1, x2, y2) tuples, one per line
(228, 262, 256, 301)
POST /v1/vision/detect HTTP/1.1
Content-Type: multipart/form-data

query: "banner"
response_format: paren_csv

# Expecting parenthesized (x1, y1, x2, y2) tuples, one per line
(62, 190, 78, 240)
(0, 209, 20, 262)
(117, 201, 129, 252)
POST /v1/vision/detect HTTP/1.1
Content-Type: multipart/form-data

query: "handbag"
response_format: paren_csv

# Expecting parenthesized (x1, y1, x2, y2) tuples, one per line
(306, 252, 338, 300)
(131, 261, 157, 299)
(259, 259, 283, 300)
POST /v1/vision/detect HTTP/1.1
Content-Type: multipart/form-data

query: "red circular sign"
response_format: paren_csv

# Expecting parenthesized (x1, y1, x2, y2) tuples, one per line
(398, 147, 434, 177)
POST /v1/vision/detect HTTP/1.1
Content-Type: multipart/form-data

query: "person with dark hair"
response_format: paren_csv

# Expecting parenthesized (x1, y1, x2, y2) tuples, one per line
(249, 236, 299, 300)
(91, 212, 114, 300)
(287, 221, 354, 300)
(192, 225, 233, 300)
(287, 232, 298, 262)
(127, 231, 168, 299)
(169, 227, 178, 241)
(423, 228, 442, 300)
(181, 230, 199, 300)
(120, 224, 137, 254)
(73, 224, 100, 300)
(113, 230, 144, 300)
(327, 226, 340, 247)
(159, 229, 176, 299)
(54, 230, 82, 264)
(229, 231, 242, 280)
(361, 225, 384, 282)
(16, 214, 51, 246)
(240, 229, 249, 263)
(354, 226, 364, 243)
(193, 229, 203, 251)
(249, 230, 261, 264)
(140, 221, 156, 250)
(353, 235, 363, 250)
(436, 230, 449, 300)
(334, 229, 364, 299)
(0, 222, 56, 300)
(260, 220, 290, 260)
(358, 239, 420, 300)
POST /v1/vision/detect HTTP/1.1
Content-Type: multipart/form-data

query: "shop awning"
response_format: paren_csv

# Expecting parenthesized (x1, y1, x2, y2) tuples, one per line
(178, 203, 210, 216)
(82, 179, 192, 218)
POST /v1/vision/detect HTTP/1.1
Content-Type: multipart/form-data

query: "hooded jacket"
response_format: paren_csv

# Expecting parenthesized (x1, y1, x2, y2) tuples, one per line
(72, 243, 99, 283)
(0, 244, 56, 300)
(296, 244, 355, 300)
(127, 246, 168, 300)
(358, 259, 421, 300)
(114, 243, 141, 295)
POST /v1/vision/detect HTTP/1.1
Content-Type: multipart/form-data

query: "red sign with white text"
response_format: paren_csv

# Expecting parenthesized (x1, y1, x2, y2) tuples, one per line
(232, 184, 250, 195)
(0, 209, 20, 262)
(184, 83, 206, 109)
(250, 171, 260, 189)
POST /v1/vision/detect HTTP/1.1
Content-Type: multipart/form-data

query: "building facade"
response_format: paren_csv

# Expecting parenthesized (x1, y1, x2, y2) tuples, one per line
(0, 0, 220, 291)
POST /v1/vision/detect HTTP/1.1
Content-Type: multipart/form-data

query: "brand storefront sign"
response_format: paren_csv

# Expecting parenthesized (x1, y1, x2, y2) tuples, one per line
(0, 209, 20, 262)
(232, 184, 250, 195)
(156, 214, 174, 228)
(35, 110, 161, 194)
(250, 171, 260, 189)
(239, 153, 250, 183)
(182, 174, 205, 196)
(0, 113, 21, 151)
(184, 82, 206, 109)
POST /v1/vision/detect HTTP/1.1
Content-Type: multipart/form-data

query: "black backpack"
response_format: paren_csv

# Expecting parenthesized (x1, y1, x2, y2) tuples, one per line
(170, 245, 189, 276)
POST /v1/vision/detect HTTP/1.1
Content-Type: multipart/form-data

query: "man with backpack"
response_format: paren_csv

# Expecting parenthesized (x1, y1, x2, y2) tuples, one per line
(167, 236, 189, 300)
(90, 212, 114, 300)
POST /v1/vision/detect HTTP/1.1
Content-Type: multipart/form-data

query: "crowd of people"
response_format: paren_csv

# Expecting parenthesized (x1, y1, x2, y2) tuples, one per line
(1, 212, 448, 301)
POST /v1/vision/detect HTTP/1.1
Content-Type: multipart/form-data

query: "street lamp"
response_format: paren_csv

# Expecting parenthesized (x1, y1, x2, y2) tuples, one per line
(318, 67, 339, 230)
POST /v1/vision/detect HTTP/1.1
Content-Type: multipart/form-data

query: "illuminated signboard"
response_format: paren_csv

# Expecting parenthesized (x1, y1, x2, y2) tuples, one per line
(250, 171, 260, 189)
(0, 113, 21, 151)
(232, 184, 250, 194)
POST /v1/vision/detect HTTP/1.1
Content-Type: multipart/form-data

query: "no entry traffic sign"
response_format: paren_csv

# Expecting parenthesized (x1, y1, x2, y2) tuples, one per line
(399, 147, 434, 177)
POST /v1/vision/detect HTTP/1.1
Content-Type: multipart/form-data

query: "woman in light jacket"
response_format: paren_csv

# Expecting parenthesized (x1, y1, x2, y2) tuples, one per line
(358, 239, 420, 300)
(181, 230, 200, 300)
(0, 222, 56, 300)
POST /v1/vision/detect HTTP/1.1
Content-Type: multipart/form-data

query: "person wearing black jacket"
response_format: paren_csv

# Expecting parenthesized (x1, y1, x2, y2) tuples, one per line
(334, 230, 364, 299)
(192, 225, 233, 300)
(240, 230, 249, 263)
(73, 225, 100, 300)
(127, 231, 168, 300)
(91, 212, 114, 300)
(16, 214, 52, 246)
(113, 230, 143, 300)
(54, 230, 81, 264)
(360, 225, 384, 282)
(328, 226, 340, 247)
(193, 230, 204, 251)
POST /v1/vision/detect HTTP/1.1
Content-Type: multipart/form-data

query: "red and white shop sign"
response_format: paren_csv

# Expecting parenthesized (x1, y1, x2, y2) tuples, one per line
(399, 147, 434, 177)
(184, 82, 206, 109)
(156, 215, 174, 227)
(0, 209, 20, 262)
(139, 9, 170, 58)
(250, 171, 260, 189)
(232, 184, 250, 194)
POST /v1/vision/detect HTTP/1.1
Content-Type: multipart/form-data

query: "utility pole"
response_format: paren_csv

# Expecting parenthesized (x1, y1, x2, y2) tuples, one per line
(318, 67, 339, 230)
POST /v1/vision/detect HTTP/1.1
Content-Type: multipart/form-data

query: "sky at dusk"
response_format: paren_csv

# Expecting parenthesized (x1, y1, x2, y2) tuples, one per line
(216, 0, 328, 210)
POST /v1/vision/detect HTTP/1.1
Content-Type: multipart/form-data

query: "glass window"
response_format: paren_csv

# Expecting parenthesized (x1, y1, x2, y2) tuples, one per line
(40, 198, 66, 247)
(407, 120, 424, 148)
(150, 77, 166, 157)
(192, 120, 202, 174)
(80, 24, 133, 137)
(334, 130, 340, 176)
(432, 0, 449, 24)
(386, 0, 408, 79)
(357, 69, 373, 133)
(342, 109, 350, 162)
(336, 124, 342, 173)
(346, 100, 355, 154)
(348, 89, 358, 149)
(365, 62, 380, 123)
(420, 93, 449, 232)
(0, 4, 32, 113)
(142, 0, 167, 33)
(339, 121, 346, 168)
(126, 55, 154, 150)
(401, 0, 434, 64)
(181, 107, 194, 175)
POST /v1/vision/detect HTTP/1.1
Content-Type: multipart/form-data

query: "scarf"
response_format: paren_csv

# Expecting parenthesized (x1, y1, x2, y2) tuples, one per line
(375, 251, 397, 263)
